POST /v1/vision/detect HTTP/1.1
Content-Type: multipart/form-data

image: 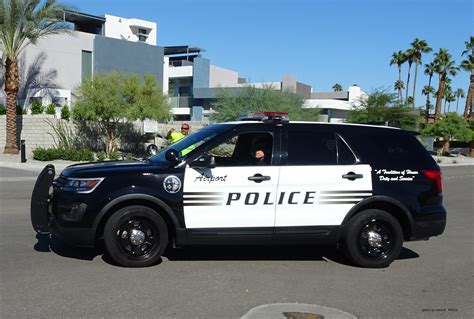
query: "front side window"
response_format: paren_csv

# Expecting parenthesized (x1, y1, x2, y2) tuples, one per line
(209, 132, 273, 167)
(149, 125, 229, 164)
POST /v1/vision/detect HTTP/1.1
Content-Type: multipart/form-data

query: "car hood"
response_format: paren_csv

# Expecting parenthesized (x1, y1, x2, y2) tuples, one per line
(60, 160, 171, 178)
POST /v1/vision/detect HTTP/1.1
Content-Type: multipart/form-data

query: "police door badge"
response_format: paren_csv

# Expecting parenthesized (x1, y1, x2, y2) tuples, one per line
(163, 175, 182, 193)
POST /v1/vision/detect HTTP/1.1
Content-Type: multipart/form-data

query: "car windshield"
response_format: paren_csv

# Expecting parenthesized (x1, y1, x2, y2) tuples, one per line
(149, 124, 230, 164)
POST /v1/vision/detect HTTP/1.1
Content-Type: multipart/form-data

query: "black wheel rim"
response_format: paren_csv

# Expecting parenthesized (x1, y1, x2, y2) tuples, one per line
(358, 218, 395, 259)
(116, 218, 159, 259)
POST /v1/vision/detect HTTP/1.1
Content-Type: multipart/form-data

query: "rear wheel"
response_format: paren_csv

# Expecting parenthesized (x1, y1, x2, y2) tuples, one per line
(103, 205, 168, 267)
(342, 209, 403, 268)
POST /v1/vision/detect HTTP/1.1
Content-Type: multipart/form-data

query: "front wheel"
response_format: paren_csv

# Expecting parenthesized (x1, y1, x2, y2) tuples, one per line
(342, 209, 403, 268)
(103, 205, 168, 267)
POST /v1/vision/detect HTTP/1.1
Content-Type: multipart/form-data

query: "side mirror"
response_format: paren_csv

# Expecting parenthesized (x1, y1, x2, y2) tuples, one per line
(190, 153, 216, 168)
(146, 144, 158, 156)
(165, 149, 180, 164)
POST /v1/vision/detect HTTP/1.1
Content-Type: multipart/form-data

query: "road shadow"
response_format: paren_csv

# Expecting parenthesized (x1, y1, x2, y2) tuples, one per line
(164, 245, 419, 267)
(397, 247, 420, 260)
(165, 245, 346, 263)
(34, 234, 419, 267)
(34, 233, 101, 261)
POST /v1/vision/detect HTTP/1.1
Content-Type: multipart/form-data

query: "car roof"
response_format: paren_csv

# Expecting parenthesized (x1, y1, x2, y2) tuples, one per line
(223, 121, 401, 130)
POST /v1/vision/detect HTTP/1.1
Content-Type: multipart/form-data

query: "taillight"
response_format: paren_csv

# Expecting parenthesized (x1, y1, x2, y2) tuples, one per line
(422, 170, 442, 193)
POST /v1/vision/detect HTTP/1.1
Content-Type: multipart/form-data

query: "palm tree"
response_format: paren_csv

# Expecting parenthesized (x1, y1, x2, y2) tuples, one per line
(433, 49, 458, 120)
(0, 0, 70, 154)
(422, 85, 435, 119)
(390, 50, 406, 103)
(460, 36, 473, 118)
(424, 61, 437, 118)
(442, 84, 453, 113)
(332, 83, 343, 92)
(454, 88, 465, 113)
(410, 38, 432, 108)
(404, 48, 416, 107)
(393, 80, 405, 103)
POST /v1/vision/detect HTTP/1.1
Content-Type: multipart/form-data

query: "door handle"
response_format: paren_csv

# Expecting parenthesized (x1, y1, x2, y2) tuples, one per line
(342, 172, 363, 181)
(248, 174, 271, 183)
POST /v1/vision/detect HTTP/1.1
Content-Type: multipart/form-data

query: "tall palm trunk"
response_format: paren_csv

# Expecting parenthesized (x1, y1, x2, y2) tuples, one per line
(4, 57, 20, 154)
(406, 63, 412, 106)
(464, 70, 474, 118)
(456, 97, 460, 113)
(412, 61, 419, 108)
(434, 74, 446, 120)
(398, 66, 403, 103)
(425, 75, 433, 121)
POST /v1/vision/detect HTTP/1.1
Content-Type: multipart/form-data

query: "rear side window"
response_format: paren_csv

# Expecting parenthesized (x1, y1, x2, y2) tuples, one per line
(287, 128, 337, 165)
(372, 134, 425, 161)
(344, 129, 437, 169)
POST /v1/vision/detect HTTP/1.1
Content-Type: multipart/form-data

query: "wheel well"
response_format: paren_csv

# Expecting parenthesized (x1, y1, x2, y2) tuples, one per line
(95, 199, 177, 244)
(346, 201, 412, 240)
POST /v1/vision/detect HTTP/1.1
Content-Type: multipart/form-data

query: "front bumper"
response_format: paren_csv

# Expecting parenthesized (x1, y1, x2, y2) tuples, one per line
(50, 217, 95, 247)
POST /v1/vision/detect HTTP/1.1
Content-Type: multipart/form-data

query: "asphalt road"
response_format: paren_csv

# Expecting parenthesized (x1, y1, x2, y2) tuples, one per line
(0, 166, 473, 318)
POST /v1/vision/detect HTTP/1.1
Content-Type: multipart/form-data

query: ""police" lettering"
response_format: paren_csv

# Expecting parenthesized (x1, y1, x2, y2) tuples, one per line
(226, 191, 318, 206)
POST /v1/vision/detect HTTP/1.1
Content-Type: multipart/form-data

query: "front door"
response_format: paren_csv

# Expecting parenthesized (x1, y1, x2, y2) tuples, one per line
(183, 129, 280, 229)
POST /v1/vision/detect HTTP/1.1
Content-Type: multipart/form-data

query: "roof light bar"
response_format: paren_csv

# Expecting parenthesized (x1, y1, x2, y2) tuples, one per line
(238, 112, 289, 123)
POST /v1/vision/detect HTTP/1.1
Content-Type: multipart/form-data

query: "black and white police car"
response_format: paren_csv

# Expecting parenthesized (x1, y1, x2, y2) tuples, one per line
(31, 112, 446, 268)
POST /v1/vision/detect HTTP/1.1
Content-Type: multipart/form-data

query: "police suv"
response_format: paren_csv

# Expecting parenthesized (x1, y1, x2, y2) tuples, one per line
(31, 112, 446, 268)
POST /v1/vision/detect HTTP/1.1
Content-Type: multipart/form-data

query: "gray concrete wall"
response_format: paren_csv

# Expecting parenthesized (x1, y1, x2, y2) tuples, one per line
(0, 115, 206, 158)
(0, 115, 75, 158)
(193, 57, 210, 88)
(209, 65, 238, 88)
(311, 91, 349, 100)
(1, 32, 95, 103)
(94, 36, 164, 88)
(296, 82, 312, 99)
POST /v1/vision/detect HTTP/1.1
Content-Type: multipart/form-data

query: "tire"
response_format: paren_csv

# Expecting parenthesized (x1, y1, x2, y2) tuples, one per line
(342, 209, 403, 268)
(103, 205, 168, 267)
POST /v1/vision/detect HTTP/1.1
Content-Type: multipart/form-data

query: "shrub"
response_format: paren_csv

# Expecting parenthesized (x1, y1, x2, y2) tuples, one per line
(45, 103, 56, 115)
(0, 104, 5, 115)
(33, 147, 93, 161)
(96, 151, 107, 162)
(108, 151, 120, 160)
(45, 118, 76, 150)
(61, 106, 70, 120)
(30, 100, 45, 114)
(124, 153, 135, 160)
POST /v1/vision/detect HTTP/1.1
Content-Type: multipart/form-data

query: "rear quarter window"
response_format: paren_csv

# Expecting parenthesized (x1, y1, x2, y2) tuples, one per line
(345, 129, 437, 168)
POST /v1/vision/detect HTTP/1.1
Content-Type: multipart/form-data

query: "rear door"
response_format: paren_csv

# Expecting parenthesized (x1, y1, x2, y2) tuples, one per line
(275, 124, 372, 227)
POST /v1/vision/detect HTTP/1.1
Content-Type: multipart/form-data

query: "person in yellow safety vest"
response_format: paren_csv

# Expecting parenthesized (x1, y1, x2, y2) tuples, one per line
(166, 123, 195, 155)
(167, 123, 190, 143)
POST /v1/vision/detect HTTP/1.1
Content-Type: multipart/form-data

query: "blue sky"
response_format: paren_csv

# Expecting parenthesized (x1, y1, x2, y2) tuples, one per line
(75, 0, 472, 111)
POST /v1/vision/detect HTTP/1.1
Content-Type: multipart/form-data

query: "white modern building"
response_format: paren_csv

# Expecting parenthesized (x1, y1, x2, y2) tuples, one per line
(305, 86, 368, 122)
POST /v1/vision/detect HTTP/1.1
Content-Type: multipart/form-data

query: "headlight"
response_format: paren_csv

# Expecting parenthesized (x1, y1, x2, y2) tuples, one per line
(64, 177, 105, 193)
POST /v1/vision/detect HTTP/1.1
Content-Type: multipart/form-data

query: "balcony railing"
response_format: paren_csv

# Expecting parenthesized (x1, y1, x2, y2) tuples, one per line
(169, 96, 192, 108)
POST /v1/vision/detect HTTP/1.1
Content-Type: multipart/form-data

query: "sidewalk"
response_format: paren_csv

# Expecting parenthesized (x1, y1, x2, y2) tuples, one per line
(0, 153, 80, 173)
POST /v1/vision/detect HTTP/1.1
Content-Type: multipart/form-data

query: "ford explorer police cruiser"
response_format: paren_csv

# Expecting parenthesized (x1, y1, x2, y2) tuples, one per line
(31, 112, 446, 268)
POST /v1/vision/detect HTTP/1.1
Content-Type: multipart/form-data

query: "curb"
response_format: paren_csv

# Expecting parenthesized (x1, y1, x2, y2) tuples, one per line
(0, 161, 75, 173)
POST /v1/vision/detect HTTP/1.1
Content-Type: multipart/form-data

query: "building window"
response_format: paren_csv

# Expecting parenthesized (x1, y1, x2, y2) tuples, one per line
(138, 28, 147, 42)
(81, 50, 92, 82)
